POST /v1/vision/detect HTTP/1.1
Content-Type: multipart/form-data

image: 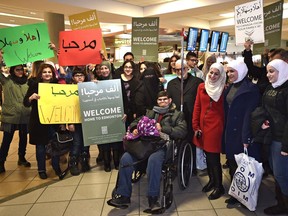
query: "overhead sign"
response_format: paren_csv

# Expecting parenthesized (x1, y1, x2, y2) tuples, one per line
(132, 17, 159, 62)
(235, 0, 265, 45)
(38, 83, 81, 124)
(0, 23, 54, 67)
(253, 0, 283, 54)
(69, 10, 107, 58)
(58, 28, 102, 66)
(78, 80, 126, 146)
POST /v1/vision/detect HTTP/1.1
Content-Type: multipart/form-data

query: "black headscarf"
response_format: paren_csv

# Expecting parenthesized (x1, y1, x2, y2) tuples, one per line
(9, 65, 27, 85)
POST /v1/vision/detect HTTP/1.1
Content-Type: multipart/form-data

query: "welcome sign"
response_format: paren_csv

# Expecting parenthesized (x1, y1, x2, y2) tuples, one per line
(0, 23, 54, 67)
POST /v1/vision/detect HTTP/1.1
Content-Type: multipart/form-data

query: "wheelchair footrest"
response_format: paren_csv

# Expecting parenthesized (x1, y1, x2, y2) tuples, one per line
(143, 207, 165, 214)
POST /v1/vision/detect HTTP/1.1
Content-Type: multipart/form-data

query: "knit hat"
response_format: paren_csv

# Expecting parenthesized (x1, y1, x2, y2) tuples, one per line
(226, 60, 248, 83)
(267, 59, 288, 88)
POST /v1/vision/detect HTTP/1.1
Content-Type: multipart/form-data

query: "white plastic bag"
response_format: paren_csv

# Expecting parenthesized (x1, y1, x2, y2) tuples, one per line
(196, 147, 207, 170)
(228, 148, 264, 211)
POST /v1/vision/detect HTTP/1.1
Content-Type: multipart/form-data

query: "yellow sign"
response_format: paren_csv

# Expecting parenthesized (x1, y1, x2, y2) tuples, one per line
(38, 83, 81, 124)
(69, 10, 107, 58)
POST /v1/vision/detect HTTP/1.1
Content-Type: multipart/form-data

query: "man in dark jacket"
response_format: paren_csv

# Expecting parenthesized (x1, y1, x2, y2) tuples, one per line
(167, 59, 203, 175)
(107, 91, 187, 211)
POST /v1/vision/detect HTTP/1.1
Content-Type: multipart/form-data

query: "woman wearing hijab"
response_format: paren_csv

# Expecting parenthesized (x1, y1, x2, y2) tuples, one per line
(262, 59, 288, 215)
(98, 61, 128, 172)
(224, 60, 260, 204)
(0, 65, 31, 173)
(192, 63, 226, 200)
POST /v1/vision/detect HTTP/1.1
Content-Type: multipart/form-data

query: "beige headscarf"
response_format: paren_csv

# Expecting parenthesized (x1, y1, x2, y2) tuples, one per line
(205, 63, 226, 102)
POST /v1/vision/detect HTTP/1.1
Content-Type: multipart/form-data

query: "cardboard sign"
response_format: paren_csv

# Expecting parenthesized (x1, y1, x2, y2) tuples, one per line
(0, 23, 54, 66)
(38, 83, 81, 124)
(58, 28, 102, 66)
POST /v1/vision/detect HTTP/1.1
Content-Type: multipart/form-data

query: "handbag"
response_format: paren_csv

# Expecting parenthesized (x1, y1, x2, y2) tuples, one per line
(228, 148, 264, 211)
(123, 136, 166, 160)
(46, 130, 73, 157)
(196, 147, 207, 170)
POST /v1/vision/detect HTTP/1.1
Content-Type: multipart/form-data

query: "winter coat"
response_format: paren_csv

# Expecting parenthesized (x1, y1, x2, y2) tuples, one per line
(23, 79, 51, 145)
(262, 80, 288, 152)
(0, 73, 31, 124)
(192, 83, 224, 153)
(166, 73, 203, 140)
(224, 78, 260, 160)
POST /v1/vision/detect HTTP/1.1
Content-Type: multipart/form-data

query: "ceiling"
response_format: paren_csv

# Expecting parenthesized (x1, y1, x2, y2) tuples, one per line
(0, 0, 288, 48)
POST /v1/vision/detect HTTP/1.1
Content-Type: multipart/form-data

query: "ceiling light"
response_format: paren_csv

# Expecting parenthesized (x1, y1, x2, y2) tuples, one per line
(0, 23, 19, 27)
(0, 12, 43, 21)
(219, 12, 234, 18)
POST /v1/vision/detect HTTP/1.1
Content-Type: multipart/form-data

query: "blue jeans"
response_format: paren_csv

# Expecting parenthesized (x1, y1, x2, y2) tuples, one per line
(70, 124, 84, 157)
(116, 148, 166, 197)
(36, 144, 60, 172)
(269, 140, 288, 196)
(0, 124, 28, 161)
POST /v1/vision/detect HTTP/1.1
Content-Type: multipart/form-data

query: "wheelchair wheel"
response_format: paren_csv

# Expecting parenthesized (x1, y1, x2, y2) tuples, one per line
(177, 142, 193, 190)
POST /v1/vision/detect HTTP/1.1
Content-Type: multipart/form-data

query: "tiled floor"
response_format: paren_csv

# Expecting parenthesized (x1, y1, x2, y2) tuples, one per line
(0, 132, 284, 216)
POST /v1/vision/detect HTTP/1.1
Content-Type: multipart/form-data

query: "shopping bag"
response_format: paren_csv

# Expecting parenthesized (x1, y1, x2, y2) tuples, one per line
(196, 147, 207, 170)
(228, 148, 264, 211)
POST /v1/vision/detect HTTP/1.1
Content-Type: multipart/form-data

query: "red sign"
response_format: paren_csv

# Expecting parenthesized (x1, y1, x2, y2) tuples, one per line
(58, 29, 102, 66)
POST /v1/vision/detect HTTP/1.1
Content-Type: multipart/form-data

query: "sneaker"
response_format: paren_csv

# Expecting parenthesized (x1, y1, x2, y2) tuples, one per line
(107, 195, 131, 209)
(148, 196, 161, 211)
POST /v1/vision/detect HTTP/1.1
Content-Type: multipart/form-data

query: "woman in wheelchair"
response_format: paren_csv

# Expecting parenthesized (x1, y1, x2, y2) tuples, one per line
(192, 63, 226, 200)
(107, 91, 187, 211)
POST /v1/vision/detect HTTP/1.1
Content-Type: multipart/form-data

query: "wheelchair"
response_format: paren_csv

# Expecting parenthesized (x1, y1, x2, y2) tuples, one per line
(155, 138, 193, 213)
(111, 138, 193, 214)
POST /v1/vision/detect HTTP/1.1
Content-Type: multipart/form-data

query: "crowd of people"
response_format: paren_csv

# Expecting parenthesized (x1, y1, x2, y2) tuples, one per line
(0, 44, 288, 214)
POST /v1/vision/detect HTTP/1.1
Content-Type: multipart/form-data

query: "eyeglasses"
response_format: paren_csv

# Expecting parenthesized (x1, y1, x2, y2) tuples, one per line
(124, 66, 133, 69)
(157, 98, 169, 101)
(189, 59, 198, 62)
(74, 74, 85, 78)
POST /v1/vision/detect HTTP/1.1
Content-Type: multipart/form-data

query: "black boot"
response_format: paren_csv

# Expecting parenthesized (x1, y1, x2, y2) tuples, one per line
(18, 155, 31, 167)
(264, 183, 288, 215)
(103, 150, 111, 172)
(112, 149, 121, 170)
(96, 146, 103, 164)
(208, 165, 225, 200)
(202, 166, 214, 192)
(81, 152, 91, 172)
(69, 156, 80, 176)
(54, 167, 67, 180)
(0, 161, 5, 173)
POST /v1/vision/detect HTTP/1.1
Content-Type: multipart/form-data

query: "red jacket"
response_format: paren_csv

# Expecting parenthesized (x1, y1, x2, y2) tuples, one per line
(192, 83, 224, 153)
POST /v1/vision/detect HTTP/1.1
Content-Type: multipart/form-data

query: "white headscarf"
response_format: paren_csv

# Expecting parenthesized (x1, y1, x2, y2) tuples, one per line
(205, 63, 226, 102)
(226, 60, 248, 83)
(267, 59, 288, 88)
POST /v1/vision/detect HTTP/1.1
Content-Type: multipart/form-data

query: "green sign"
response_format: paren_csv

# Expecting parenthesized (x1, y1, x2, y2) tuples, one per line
(132, 17, 159, 62)
(0, 23, 54, 67)
(253, 0, 283, 54)
(78, 80, 126, 146)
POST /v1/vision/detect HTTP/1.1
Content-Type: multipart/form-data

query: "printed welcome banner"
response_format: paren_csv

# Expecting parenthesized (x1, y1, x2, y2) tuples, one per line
(0, 23, 54, 67)
(78, 80, 126, 146)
